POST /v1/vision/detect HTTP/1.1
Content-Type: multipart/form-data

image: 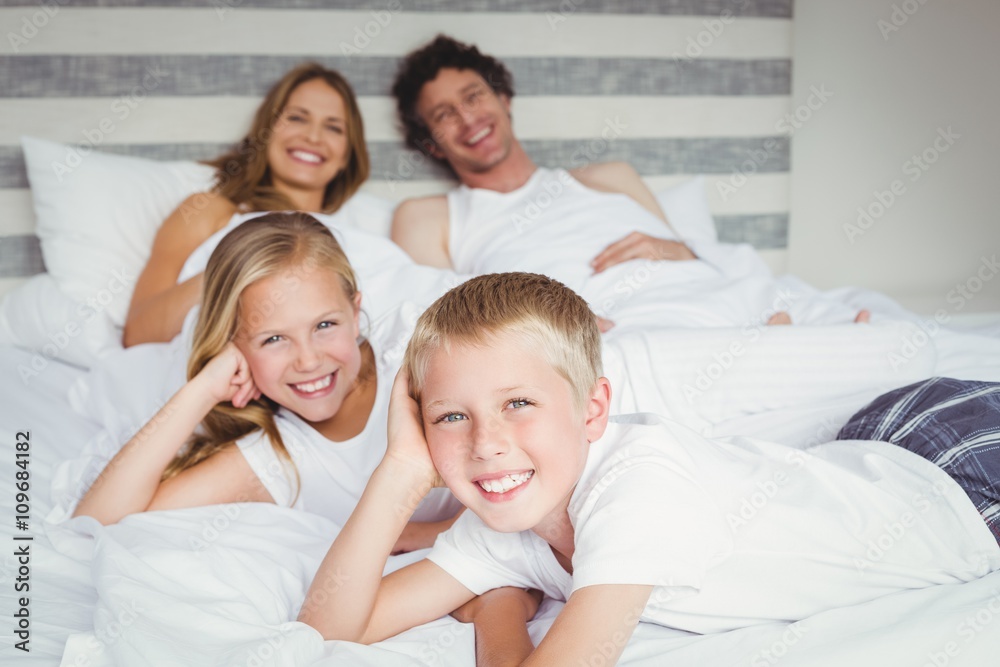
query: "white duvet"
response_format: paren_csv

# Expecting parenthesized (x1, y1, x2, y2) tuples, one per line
(5, 224, 1000, 664)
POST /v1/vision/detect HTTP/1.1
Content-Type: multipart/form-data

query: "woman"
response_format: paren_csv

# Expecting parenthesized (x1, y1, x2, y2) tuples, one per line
(123, 62, 370, 347)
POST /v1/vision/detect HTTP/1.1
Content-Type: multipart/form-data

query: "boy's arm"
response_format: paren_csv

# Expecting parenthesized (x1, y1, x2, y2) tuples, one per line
(298, 371, 476, 642)
(298, 459, 475, 642)
(456, 583, 652, 666)
(523, 584, 653, 666)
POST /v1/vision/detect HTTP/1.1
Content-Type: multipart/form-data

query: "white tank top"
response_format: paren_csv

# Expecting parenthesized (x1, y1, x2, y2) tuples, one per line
(447, 168, 737, 327)
(447, 168, 683, 291)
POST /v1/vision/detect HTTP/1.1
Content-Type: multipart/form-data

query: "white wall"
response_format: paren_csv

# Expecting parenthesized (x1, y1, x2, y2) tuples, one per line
(789, 0, 1000, 315)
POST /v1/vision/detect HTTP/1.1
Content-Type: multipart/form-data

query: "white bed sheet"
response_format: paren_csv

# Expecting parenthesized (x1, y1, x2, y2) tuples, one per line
(4, 306, 1000, 665)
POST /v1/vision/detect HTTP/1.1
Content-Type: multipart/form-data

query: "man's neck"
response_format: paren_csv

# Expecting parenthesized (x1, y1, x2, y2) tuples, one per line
(458, 141, 537, 194)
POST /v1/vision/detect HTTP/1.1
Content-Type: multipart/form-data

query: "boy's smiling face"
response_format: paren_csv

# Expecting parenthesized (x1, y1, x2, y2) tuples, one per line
(420, 331, 610, 536)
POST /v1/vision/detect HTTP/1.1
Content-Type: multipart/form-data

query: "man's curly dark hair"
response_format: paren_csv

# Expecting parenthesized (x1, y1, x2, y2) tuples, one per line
(391, 34, 515, 166)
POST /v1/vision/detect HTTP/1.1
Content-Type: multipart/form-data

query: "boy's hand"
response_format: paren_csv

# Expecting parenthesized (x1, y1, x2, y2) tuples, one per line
(193, 342, 261, 408)
(385, 370, 444, 489)
(451, 587, 544, 625)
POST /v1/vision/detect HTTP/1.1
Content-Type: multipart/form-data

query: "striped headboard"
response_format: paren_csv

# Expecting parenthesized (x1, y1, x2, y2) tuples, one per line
(0, 0, 793, 297)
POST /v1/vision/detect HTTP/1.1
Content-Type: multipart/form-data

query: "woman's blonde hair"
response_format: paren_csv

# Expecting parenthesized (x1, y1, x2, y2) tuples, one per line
(163, 212, 369, 489)
(206, 62, 370, 214)
(404, 272, 602, 411)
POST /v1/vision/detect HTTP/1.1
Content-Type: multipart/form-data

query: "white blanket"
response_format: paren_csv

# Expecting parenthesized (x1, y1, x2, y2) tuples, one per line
(39, 501, 1000, 667)
(4, 323, 1000, 664)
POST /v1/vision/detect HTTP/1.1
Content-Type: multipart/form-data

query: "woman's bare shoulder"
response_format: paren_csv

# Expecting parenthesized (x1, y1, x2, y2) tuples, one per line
(161, 191, 239, 239)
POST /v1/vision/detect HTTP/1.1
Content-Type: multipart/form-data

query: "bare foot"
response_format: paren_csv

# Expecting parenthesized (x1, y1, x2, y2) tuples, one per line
(767, 311, 792, 326)
(854, 309, 871, 323)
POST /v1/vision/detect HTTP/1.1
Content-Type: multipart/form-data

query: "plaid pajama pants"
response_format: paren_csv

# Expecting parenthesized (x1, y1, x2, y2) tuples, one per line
(838, 376, 1000, 545)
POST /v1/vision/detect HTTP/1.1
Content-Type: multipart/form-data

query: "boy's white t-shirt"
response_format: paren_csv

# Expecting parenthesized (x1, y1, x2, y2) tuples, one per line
(235, 322, 461, 528)
(426, 413, 1000, 634)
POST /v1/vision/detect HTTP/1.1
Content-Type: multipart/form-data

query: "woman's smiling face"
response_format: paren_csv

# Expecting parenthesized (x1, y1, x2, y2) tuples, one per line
(266, 78, 351, 201)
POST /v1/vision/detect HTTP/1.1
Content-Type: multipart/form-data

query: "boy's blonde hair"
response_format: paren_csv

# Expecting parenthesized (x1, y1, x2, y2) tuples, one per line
(404, 272, 602, 410)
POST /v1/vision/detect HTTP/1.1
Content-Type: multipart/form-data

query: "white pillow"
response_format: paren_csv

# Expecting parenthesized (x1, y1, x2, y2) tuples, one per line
(21, 136, 217, 328)
(0, 273, 119, 371)
(655, 175, 718, 247)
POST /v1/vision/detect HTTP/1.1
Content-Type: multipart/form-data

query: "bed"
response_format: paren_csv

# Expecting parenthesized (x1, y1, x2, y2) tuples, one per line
(2, 3, 1000, 666)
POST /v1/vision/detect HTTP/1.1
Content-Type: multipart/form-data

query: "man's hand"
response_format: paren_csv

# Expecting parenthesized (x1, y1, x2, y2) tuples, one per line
(451, 587, 544, 625)
(591, 232, 696, 274)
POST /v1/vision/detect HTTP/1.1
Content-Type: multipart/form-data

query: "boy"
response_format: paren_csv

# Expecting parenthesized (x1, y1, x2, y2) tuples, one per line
(298, 272, 1000, 666)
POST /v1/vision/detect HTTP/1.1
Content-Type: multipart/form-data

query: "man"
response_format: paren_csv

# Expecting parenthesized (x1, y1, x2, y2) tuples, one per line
(389, 34, 697, 278)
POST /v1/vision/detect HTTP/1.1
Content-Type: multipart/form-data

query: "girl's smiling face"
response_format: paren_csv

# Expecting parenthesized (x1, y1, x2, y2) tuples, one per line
(234, 266, 364, 432)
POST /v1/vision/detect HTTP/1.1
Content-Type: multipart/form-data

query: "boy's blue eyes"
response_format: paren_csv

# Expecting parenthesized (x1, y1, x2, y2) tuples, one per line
(435, 398, 534, 424)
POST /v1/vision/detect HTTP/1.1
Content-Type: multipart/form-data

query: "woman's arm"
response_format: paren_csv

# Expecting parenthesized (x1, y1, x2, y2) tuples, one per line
(73, 343, 263, 524)
(123, 192, 236, 347)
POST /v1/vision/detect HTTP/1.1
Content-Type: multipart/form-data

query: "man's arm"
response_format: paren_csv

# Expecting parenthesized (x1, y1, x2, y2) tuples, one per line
(451, 588, 542, 667)
(571, 161, 670, 226)
(390, 196, 454, 269)
(572, 161, 697, 272)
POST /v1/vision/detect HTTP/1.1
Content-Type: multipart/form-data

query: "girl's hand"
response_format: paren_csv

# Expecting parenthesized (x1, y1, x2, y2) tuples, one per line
(385, 370, 443, 489)
(451, 588, 544, 625)
(194, 342, 261, 408)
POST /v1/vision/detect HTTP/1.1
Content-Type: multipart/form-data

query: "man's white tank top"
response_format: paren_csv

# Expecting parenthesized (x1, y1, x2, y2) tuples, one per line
(444, 168, 751, 328)
(447, 167, 687, 295)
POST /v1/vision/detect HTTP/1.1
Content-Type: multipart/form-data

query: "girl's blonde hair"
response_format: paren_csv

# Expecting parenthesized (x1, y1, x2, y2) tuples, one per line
(163, 212, 368, 488)
(206, 62, 370, 214)
(404, 272, 602, 411)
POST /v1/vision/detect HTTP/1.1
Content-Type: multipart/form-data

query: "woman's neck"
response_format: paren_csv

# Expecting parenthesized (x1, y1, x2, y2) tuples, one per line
(278, 184, 326, 213)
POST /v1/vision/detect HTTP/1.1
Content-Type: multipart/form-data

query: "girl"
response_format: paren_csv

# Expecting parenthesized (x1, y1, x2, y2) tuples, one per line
(76, 212, 461, 548)
(123, 62, 370, 347)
